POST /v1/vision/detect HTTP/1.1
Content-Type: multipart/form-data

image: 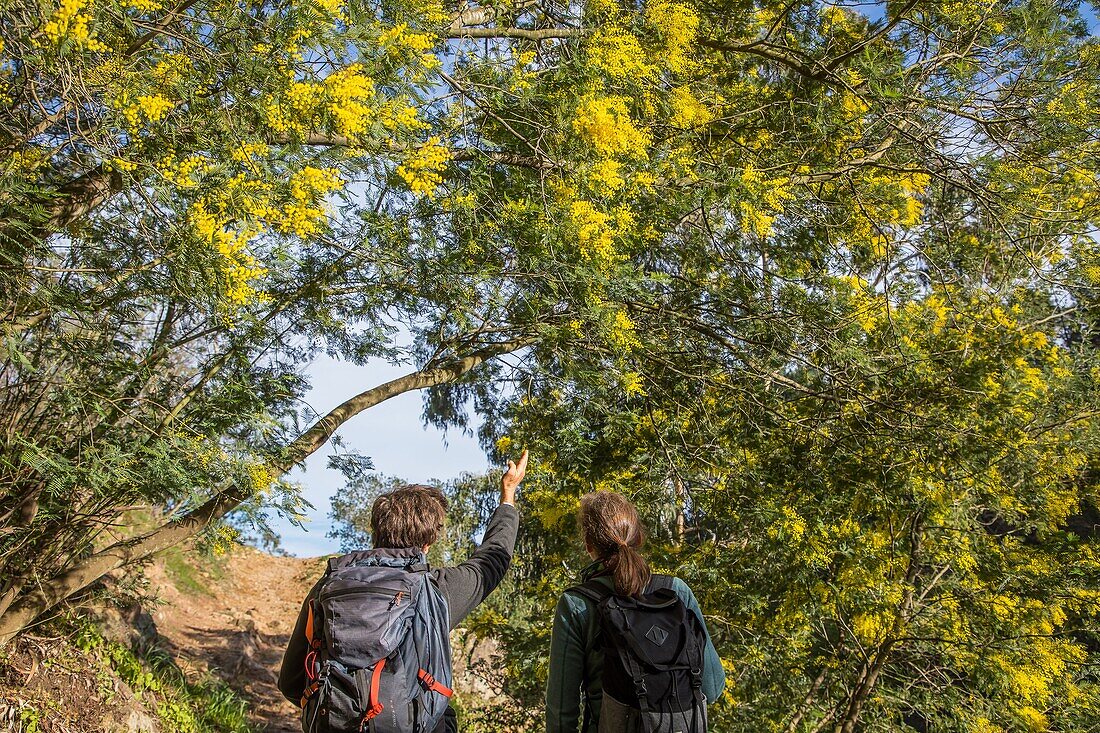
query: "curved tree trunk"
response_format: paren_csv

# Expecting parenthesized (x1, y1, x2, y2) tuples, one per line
(0, 339, 527, 647)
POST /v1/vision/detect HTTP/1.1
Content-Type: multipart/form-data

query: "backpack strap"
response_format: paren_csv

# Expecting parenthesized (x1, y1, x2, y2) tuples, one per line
(607, 603, 655, 724)
(647, 574, 673, 593)
(360, 658, 387, 725)
(417, 669, 453, 698)
(300, 592, 325, 707)
(566, 579, 614, 605)
(564, 579, 612, 733)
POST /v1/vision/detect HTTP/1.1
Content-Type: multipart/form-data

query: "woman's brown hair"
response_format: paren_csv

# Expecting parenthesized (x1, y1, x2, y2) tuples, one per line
(579, 491, 651, 596)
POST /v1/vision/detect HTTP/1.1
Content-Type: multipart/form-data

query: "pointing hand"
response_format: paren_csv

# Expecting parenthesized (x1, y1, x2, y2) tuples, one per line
(500, 449, 529, 505)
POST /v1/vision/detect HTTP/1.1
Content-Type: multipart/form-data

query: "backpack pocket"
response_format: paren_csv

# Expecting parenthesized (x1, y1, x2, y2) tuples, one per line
(302, 661, 364, 733)
(598, 693, 707, 733)
(320, 584, 416, 668)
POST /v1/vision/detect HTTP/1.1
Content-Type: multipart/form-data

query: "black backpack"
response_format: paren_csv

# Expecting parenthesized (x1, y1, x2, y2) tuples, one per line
(299, 549, 453, 733)
(569, 575, 708, 733)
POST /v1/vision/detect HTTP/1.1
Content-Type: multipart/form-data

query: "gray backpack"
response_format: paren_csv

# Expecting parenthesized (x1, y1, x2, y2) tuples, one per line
(299, 549, 453, 733)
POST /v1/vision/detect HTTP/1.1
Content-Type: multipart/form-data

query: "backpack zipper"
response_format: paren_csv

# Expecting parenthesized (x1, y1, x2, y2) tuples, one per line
(319, 585, 408, 603)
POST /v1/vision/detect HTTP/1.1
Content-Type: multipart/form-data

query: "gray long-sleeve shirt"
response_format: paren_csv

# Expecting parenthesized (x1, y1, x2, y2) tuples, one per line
(278, 503, 519, 705)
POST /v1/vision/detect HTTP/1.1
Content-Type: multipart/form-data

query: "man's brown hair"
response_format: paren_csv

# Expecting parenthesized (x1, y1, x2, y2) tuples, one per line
(370, 484, 448, 549)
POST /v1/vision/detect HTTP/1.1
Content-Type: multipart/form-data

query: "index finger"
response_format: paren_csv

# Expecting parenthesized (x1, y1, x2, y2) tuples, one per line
(516, 449, 529, 472)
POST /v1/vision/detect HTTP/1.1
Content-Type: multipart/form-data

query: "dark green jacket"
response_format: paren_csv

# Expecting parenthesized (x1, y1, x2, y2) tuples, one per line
(544, 569, 726, 733)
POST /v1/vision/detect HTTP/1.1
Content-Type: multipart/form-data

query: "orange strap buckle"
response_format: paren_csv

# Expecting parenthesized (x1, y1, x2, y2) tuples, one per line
(359, 659, 387, 730)
(417, 669, 453, 698)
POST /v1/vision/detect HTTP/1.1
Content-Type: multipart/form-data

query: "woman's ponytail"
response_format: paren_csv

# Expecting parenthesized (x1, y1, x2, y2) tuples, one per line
(579, 491, 651, 597)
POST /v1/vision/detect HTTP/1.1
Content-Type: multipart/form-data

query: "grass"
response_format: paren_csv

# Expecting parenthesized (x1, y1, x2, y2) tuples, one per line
(73, 618, 256, 733)
(161, 545, 227, 598)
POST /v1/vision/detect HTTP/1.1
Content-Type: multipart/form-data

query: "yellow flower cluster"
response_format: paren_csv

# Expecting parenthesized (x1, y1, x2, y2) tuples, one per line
(587, 28, 655, 81)
(840, 274, 887, 332)
(190, 201, 268, 306)
(507, 49, 538, 92)
(939, 0, 1000, 28)
(379, 23, 435, 53)
(285, 28, 313, 59)
(159, 153, 212, 187)
(584, 0, 617, 15)
(404, 0, 446, 23)
(586, 159, 624, 194)
(738, 164, 793, 237)
(122, 0, 162, 13)
(668, 86, 714, 129)
(177, 431, 229, 469)
(1046, 78, 1098, 127)
(324, 64, 376, 136)
(739, 202, 774, 238)
(205, 523, 242, 556)
(620, 371, 646, 396)
(279, 166, 342, 236)
(838, 91, 870, 118)
(645, 0, 699, 75)
(396, 137, 449, 196)
(42, 0, 108, 52)
(230, 142, 269, 164)
(608, 310, 641, 353)
(152, 53, 190, 84)
(380, 98, 425, 131)
(767, 504, 808, 539)
(179, 159, 350, 307)
(569, 200, 635, 269)
(247, 462, 275, 492)
(850, 611, 893, 646)
(264, 81, 320, 135)
(4, 149, 47, 175)
(313, 0, 344, 16)
(893, 171, 930, 226)
(572, 96, 650, 158)
(139, 94, 173, 120)
(108, 157, 138, 172)
(820, 5, 858, 35)
(118, 94, 174, 128)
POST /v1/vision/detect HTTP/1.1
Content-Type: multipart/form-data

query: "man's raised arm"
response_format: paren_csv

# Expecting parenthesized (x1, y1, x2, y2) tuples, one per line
(434, 450, 528, 627)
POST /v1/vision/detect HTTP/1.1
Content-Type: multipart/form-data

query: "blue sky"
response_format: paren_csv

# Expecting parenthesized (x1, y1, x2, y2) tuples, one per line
(271, 355, 487, 557)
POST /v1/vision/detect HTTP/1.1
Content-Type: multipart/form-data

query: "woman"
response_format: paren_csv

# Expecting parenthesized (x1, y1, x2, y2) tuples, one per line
(545, 491, 725, 732)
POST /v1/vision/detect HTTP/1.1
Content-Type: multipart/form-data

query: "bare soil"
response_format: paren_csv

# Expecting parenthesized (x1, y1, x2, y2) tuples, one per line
(146, 547, 327, 733)
(1, 545, 515, 733)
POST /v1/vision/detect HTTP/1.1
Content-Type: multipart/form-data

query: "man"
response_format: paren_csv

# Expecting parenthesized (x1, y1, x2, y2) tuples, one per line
(278, 449, 528, 732)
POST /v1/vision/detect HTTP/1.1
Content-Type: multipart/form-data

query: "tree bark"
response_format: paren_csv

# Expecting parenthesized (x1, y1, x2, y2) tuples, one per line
(0, 339, 528, 647)
(831, 515, 923, 733)
(674, 478, 685, 544)
(45, 166, 125, 233)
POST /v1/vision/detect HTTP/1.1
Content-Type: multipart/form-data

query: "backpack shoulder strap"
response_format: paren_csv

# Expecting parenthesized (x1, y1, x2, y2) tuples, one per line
(564, 579, 612, 733)
(647, 574, 674, 592)
(566, 579, 615, 605)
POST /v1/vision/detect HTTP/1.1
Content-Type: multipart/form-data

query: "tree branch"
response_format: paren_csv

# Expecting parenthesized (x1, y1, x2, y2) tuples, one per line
(0, 337, 531, 646)
(446, 27, 583, 40)
(45, 165, 125, 232)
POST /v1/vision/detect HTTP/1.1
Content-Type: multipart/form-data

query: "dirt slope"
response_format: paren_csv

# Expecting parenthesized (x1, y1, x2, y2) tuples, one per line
(147, 547, 326, 733)
(1, 545, 513, 733)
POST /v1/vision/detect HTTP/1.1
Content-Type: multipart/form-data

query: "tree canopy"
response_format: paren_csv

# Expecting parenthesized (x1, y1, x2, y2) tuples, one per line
(3, 0, 1100, 730)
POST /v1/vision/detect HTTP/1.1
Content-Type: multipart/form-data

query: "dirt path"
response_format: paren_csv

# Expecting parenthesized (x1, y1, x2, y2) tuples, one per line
(148, 546, 513, 732)
(148, 547, 327, 733)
